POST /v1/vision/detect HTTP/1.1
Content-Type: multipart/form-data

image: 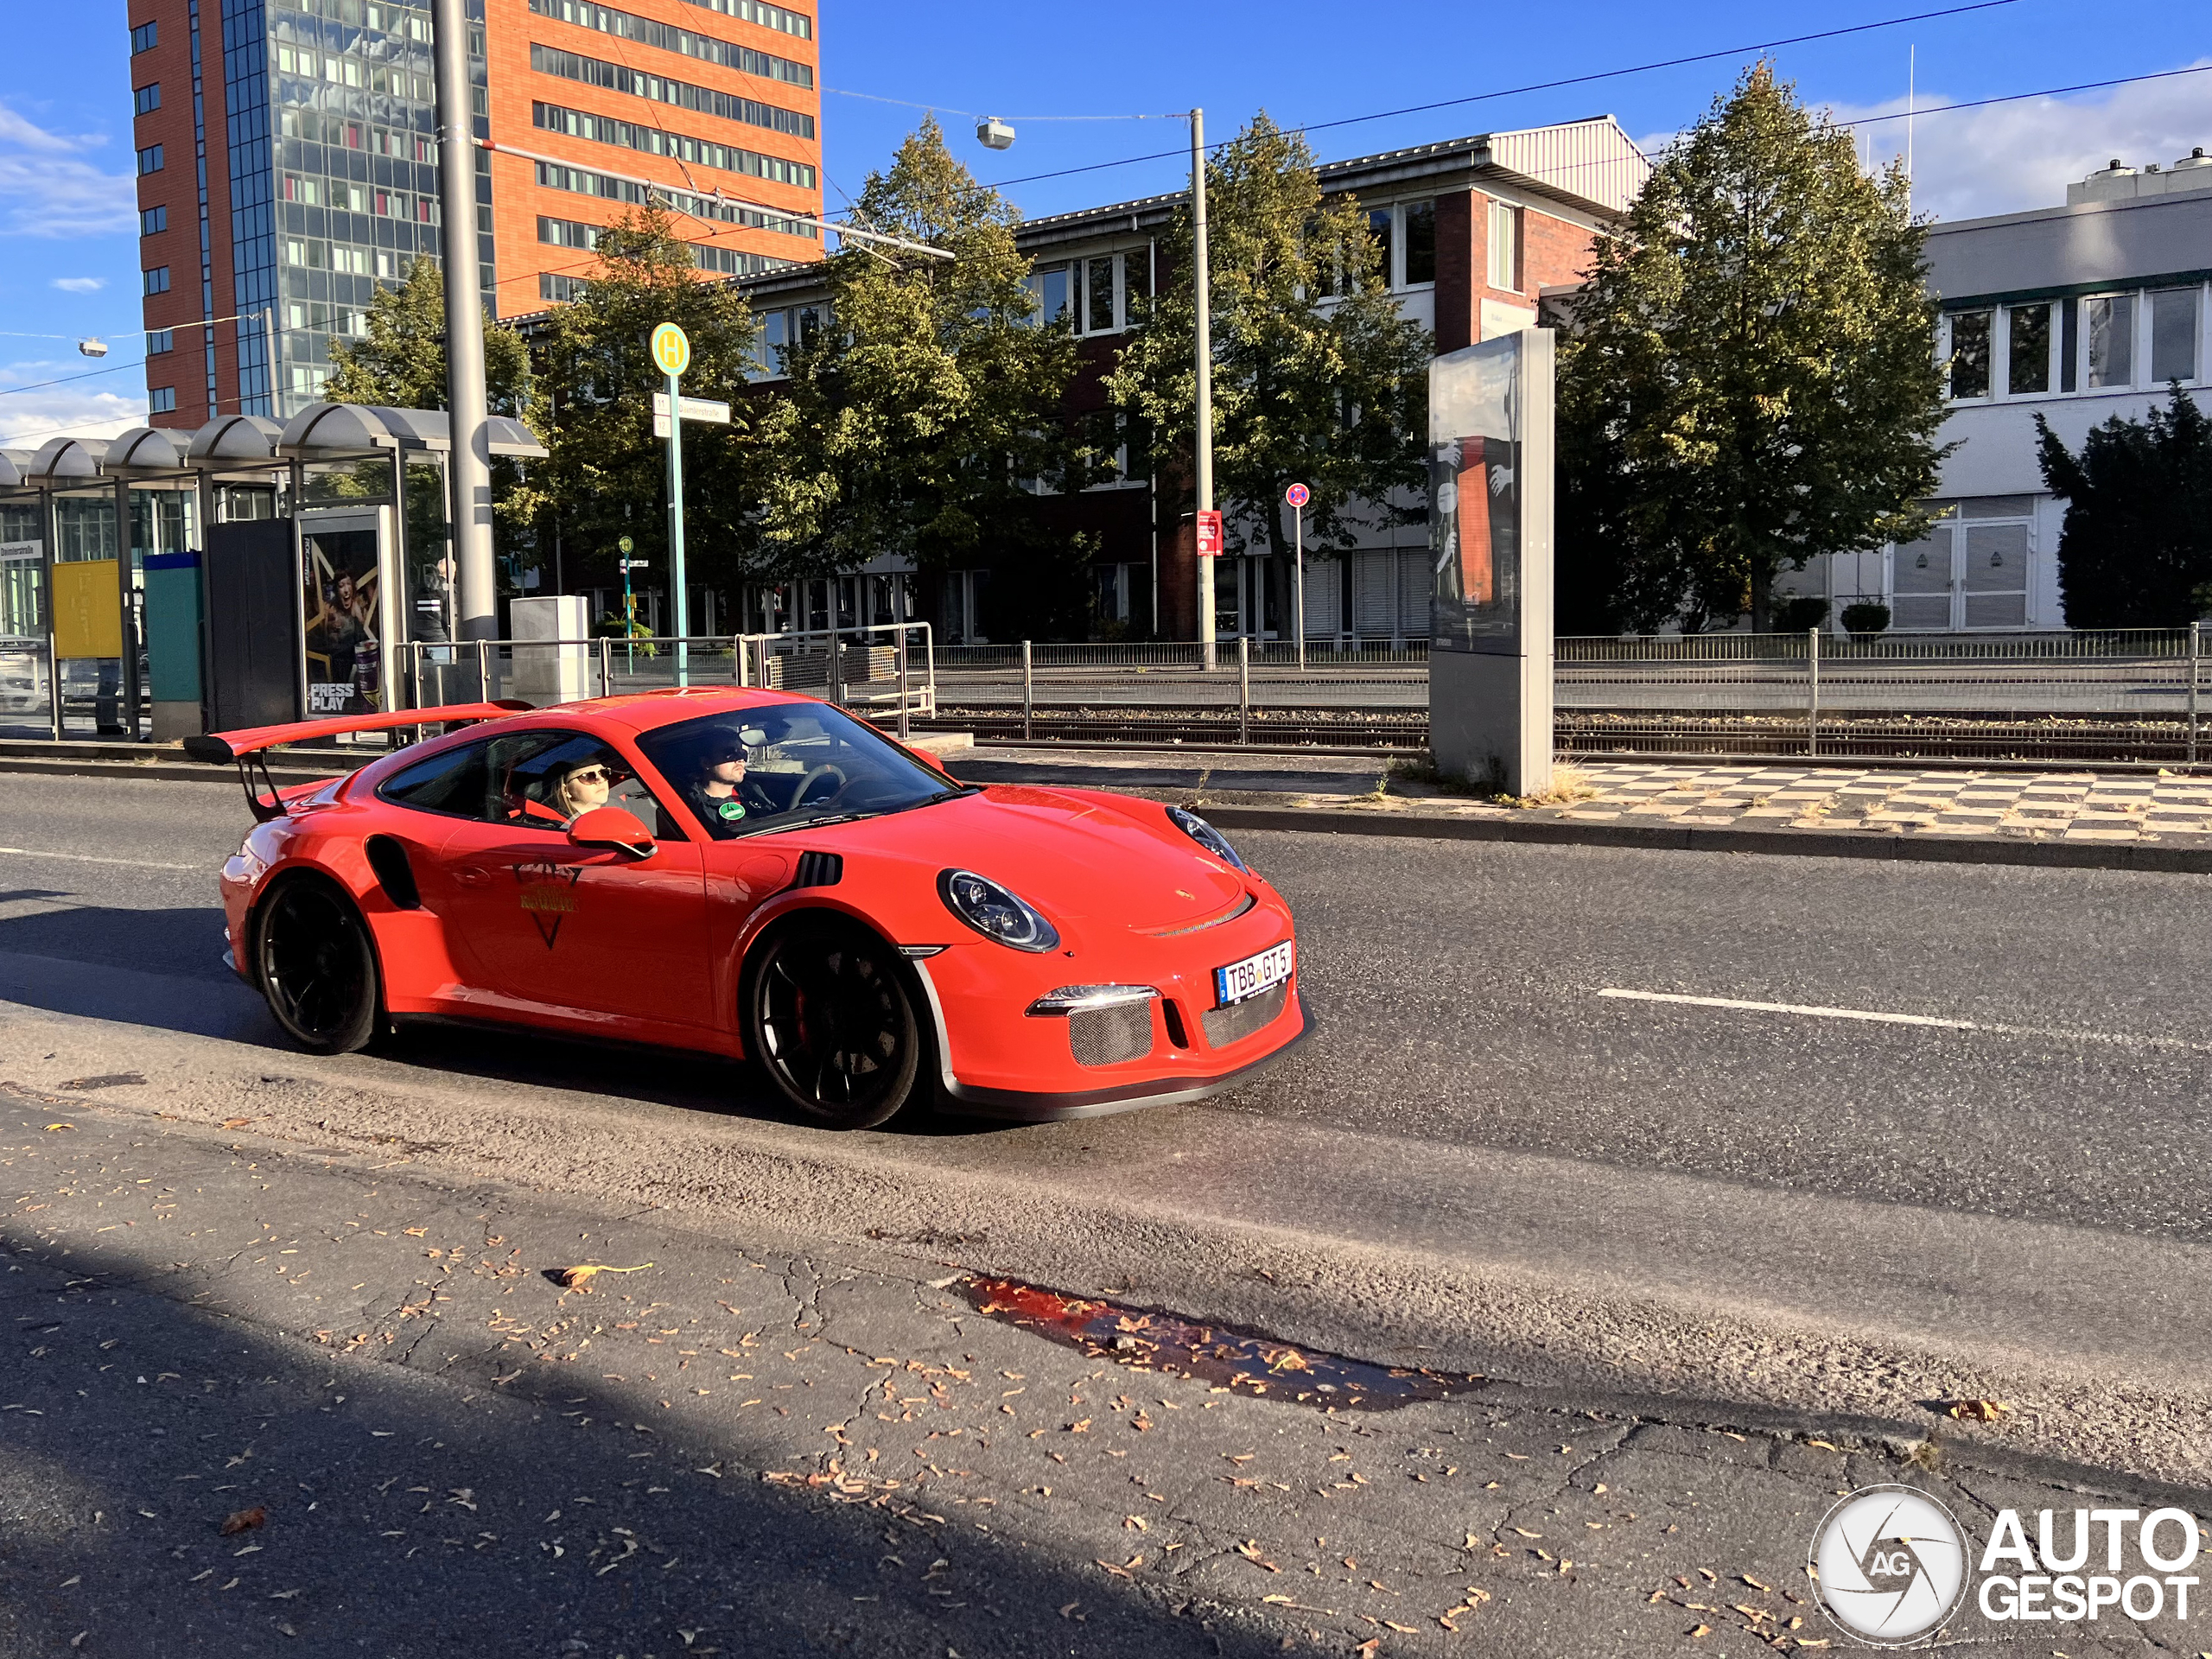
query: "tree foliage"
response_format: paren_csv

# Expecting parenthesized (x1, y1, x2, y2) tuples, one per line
(2037, 386, 2212, 627)
(1555, 65, 1948, 632)
(531, 203, 760, 589)
(1108, 113, 1430, 571)
(750, 118, 1093, 596)
(323, 255, 543, 536)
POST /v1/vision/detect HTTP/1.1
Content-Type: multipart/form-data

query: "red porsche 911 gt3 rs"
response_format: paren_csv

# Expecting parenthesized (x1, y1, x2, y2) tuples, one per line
(188, 689, 1308, 1128)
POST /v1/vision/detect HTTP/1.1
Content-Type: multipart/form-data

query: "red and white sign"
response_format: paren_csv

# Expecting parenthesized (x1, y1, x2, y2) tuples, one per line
(1284, 483, 1310, 508)
(1194, 510, 1224, 557)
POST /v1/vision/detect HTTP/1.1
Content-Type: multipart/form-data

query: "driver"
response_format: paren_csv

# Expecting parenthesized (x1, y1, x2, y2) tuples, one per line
(682, 728, 775, 830)
(550, 756, 615, 823)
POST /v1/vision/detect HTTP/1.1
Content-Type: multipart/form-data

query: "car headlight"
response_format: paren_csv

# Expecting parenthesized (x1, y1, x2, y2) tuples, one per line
(1166, 805, 1247, 872)
(938, 869, 1061, 952)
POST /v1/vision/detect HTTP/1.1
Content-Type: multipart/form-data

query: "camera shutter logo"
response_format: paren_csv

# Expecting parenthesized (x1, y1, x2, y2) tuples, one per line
(1809, 1484, 1969, 1646)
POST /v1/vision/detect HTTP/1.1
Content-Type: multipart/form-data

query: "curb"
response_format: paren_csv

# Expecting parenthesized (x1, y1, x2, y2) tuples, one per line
(1193, 801, 2212, 874)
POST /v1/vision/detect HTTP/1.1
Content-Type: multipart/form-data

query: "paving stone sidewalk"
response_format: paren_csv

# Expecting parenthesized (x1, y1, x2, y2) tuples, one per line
(954, 748, 2212, 850)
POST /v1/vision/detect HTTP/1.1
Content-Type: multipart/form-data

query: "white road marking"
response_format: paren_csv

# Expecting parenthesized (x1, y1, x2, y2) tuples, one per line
(0, 846, 201, 873)
(1597, 987, 2212, 1055)
(1597, 988, 1973, 1029)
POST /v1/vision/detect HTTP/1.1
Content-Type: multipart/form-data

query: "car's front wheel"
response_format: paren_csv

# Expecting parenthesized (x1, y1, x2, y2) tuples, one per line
(747, 916, 921, 1129)
(252, 876, 381, 1055)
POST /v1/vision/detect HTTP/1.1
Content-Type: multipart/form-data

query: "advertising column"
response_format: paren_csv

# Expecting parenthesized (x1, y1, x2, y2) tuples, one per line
(1427, 329, 1554, 795)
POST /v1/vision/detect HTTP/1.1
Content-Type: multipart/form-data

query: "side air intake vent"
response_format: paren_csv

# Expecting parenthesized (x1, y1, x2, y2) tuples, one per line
(791, 851, 843, 889)
(364, 835, 422, 910)
(1069, 1001, 1154, 1067)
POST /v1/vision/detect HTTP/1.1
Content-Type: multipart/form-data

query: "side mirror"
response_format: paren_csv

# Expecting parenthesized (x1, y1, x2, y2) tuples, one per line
(568, 805, 655, 859)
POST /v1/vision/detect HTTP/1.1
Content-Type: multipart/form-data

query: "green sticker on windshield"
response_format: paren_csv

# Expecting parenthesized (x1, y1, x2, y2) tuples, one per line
(718, 799, 747, 821)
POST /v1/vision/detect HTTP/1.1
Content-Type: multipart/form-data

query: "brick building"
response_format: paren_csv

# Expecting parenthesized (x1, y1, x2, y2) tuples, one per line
(128, 0, 822, 428)
(728, 117, 1646, 645)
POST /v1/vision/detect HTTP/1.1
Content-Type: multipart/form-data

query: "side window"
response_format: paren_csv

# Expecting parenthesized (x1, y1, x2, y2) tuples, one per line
(485, 730, 689, 840)
(378, 738, 492, 819)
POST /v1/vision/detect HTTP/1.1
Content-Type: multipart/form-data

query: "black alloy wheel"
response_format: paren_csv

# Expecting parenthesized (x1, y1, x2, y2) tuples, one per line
(253, 878, 381, 1055)
(747, 918, 922, 1129)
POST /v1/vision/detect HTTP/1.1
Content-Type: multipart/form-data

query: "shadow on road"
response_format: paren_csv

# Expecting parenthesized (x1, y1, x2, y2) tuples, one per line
(0, 1224, 1264, 1659)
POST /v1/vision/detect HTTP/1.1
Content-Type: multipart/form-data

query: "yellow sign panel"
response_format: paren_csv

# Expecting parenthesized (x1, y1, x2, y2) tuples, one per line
(52, 559, 122, 659)
(650, 322, 690, 378)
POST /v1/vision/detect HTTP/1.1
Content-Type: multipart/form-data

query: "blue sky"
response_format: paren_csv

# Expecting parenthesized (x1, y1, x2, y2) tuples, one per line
(3, 0, 2207, 443)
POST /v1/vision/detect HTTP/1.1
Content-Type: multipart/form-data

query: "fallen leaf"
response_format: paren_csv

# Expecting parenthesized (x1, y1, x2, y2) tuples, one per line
(221, 1118, 252, 1130)
(1944, 1399, 2007, 1423)
(43, 1123, 73, 1133)
(1688, 1623, 1712, 1638)
(219, 1507, 266, 1536)
(556, 1262, 654, 1290)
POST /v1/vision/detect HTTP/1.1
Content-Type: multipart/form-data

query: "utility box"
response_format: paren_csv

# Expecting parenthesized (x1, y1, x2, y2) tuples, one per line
(509, 594, 591, 705)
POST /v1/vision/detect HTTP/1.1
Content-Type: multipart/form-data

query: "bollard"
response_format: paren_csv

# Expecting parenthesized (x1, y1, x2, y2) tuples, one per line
(1238, 635, 1251, 745)
(1021, 640, 1033, 741)
(1806, 626, 1821, 759)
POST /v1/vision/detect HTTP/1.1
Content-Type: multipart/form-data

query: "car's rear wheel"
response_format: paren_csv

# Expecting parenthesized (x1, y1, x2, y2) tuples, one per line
(253, 876, 380, 1055)
(747, 916, 921, 1129)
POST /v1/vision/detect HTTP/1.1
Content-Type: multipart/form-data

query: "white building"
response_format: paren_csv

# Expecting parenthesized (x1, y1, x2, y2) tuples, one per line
(1799, 149, 2212, 631)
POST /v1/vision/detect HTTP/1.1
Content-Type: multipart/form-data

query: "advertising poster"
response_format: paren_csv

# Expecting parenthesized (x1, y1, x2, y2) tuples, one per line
(1428, 340, 1522, 654)
(302, 528, 381, 715)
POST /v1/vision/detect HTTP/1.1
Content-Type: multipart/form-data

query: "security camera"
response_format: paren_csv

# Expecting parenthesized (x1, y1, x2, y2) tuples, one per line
(78, 339, 109, 358)
(977, 118, 1015, 151)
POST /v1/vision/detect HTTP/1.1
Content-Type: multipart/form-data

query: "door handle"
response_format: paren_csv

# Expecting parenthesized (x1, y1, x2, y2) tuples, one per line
(454, 867, 490, 887)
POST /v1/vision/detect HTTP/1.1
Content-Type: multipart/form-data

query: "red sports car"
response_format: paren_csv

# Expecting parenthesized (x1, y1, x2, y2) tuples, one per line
(188, 690, 1308, 1128)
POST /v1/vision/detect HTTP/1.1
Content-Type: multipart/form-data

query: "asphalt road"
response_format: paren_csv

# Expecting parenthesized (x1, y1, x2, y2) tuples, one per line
(4, 770, 2212, 1483)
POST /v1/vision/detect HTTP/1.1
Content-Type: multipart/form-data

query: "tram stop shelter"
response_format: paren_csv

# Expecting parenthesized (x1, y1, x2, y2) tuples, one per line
(0, 404, 544, 743)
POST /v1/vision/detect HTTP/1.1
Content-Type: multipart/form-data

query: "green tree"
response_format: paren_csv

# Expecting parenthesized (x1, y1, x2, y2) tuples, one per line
(2037, 385, 2212, 627)
(323, 256, 543, 543)
(751, 118, 1095, 626)
(1556, 64, 1948, 632)
(1107, 113, 1431, 622)
(533, 203, 760, 602)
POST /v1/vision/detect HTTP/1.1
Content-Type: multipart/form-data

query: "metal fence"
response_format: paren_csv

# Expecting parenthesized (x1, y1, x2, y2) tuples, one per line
(1556, 627, 2211, 766)
(404, 620, 936, 737)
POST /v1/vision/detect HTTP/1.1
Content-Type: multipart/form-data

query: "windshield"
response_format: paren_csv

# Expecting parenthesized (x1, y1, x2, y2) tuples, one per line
(635, 702, 965, 841)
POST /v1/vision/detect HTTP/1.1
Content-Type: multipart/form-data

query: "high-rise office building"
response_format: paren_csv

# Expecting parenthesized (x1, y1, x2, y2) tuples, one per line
(129, 0, 822, 427)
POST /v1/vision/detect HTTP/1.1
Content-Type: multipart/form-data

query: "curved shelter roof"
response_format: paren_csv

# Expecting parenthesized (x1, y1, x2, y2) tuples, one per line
(104, 427, 194, 472)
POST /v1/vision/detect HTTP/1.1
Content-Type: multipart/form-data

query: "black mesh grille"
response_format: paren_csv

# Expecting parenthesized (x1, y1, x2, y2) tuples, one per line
(1201, 981, 1289, 1049)
(1068, 1001, 1154, 1067)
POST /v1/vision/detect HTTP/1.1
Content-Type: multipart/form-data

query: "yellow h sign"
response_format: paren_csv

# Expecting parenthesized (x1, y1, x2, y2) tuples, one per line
(650, 322, 690, 378)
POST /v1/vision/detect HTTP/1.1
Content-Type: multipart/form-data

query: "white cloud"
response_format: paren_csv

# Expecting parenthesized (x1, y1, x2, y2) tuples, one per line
(0, 357, 150, 449)
(0, 99, 137, 241)
(50, 277, 106, 294)
(1637, 61, 2212, 226)
(1823, 61, 2212, 223)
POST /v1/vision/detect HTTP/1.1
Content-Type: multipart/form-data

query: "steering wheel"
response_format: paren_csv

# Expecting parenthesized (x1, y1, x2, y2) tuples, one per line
(792, 764, 849, 809)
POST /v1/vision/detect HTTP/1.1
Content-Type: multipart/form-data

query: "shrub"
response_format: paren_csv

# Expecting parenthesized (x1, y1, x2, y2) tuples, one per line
(1774, 596, 1831, 632)
(1840, 601, 1891, 637)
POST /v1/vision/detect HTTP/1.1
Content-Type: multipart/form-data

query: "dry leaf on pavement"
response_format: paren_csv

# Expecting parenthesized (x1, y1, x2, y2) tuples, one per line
(219, 1507, 266, 1536)
(556, 1262, 653, 1290)
(1944, 1399, 2008, 1423)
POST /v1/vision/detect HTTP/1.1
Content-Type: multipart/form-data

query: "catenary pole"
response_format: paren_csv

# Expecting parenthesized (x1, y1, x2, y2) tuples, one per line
(432, 0, 495, 643)
(1192, 108, 1216, 671)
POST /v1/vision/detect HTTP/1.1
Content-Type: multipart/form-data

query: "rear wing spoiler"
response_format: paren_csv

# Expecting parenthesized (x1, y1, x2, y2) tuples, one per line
(184, 701, 531, 822)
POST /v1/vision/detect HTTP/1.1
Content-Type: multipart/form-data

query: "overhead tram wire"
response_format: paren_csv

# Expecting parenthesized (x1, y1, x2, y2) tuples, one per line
(969, 0, 2026, 192)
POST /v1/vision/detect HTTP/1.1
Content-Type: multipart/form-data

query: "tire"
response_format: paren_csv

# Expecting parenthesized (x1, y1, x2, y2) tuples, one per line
(746, 916, 922, 1130)
(252, 876, 381, 1055)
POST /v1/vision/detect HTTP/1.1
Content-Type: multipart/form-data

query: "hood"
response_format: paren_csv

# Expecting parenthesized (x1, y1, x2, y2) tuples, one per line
(818, 785, 1246, 930)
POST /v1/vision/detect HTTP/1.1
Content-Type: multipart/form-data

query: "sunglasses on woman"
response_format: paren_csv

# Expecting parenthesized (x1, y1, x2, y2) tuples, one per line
(567, 766, 614, 785)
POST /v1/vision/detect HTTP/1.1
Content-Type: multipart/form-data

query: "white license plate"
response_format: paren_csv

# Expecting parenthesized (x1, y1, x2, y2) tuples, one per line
(1215, 941, 1294, 1007)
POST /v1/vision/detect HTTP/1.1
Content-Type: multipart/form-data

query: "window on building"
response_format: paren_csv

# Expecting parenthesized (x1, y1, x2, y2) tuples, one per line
(142, 265, 170, 296)
(130, 20, 157, 53)
(146, 328, 173, 354)
(1487, 200, 1521, 291)
(140, 205, 166, 236)
(2150, 287, 2199, 384)
(1367, 207, 1394, 290)
(148, 387, 176, 414)
(2085, 294, 2133, 388)
(136, 143, 163, 175)
(1947, 309, 1992, 399)
(2007, 302, 2050, 395)
(1125, 245, 1150, 316)
(133, 83, 161, 116)
(1032, 264, 1071, 327)
(1403, 199, 1436, 286)
(1085, 256, 1116, 333)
